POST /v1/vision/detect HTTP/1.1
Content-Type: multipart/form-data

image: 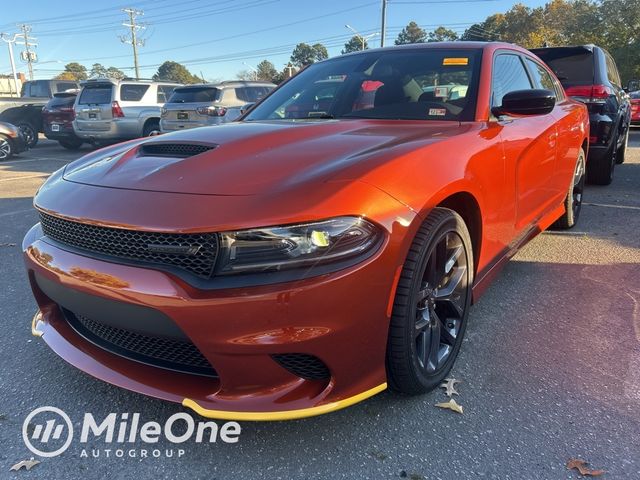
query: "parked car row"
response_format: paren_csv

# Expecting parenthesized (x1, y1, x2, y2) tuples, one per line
(0, 78, 276, 153)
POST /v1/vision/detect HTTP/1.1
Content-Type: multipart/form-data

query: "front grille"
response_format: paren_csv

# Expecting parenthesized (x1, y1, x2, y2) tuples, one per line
(139, 143, 216, 158)
(39, 212, 219, 278)
(64, 309, 217, 377)
(272, 353, 330, 380)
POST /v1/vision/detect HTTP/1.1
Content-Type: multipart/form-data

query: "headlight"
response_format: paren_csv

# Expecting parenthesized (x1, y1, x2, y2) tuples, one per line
(215, 216, 383, 275)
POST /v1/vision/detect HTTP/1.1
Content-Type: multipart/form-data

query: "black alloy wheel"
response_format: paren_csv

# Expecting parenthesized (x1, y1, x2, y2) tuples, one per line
(553, 148, 586, 229)
(0, 134, 13, 160)
(387, 208, 473, 394)
(18, 123, 38, 148)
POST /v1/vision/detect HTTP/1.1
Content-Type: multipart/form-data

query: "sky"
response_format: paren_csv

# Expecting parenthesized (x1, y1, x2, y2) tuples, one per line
(0, 0, 548, 82)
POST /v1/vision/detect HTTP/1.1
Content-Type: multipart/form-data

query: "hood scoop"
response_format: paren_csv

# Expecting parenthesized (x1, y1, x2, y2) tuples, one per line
(138, 142, 217, 158)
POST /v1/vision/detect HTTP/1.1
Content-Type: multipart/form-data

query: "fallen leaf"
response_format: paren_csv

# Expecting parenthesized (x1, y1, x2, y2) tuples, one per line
(435, 398, 463, 414)
(9, 458, 40, 471)
(567, 458, 605, 477)
(440, 377, 461, 396)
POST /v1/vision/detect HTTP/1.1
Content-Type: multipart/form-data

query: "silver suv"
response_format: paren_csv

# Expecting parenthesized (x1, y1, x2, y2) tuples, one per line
(160, 81, 275, 132)
(73, 78, 181, 143)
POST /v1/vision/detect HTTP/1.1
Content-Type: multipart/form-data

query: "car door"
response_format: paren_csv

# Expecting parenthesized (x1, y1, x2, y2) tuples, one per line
(491, 52, 558, 232)
(525, 56, 581, 204)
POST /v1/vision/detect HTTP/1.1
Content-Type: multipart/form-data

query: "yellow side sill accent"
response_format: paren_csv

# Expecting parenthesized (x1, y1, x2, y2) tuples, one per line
(182, 382, 387, 421)
(31, 311, 44, 337)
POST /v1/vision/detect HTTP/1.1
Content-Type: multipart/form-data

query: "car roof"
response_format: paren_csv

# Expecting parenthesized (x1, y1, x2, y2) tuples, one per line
(174, 81, 276, 89)
(80, 78, 182, 86)
(338, 41, 534, 58)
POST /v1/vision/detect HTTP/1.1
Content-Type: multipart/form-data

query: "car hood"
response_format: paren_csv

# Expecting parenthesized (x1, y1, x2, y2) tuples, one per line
(63, 119, 466, 196)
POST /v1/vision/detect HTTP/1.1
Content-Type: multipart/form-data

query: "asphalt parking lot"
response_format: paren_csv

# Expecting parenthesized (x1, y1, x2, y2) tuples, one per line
(1, 133, 639, 480)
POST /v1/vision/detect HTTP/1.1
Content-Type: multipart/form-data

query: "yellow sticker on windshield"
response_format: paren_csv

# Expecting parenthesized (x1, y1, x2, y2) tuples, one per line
(443, 58, 469, 66)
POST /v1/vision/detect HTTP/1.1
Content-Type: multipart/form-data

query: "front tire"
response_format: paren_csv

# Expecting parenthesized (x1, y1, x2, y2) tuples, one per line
(552, 148, 586, 229)
(18, 122, 38, 148)
(387, 208, 474, 395)
(0, 134, 13, 160)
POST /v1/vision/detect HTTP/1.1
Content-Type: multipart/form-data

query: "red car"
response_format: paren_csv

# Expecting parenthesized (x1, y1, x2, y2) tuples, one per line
(630, 91, 640, 125)
(24, 42, 588, 421)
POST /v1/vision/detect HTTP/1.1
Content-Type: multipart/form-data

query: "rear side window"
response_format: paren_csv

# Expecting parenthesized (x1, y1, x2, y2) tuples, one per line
(120, 84, 150, 101)
(79, 85, 113, 104)
(26, 81, 50, 97)
(55, 82, 77, 93)
(168, 87, 220, 103)
(235, 86, 272, 102)
(605, 53, 621, 87)
(157, 85, 176, 103)
(492, 54, 532, 107)
(534, 50, 594, 86)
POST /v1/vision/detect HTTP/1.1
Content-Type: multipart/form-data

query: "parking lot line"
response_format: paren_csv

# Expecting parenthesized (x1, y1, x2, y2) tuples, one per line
(0, 174, 48, 183)
(584, 202, 640, 211)
(0, 208, 34, 218)
(0, 157, 70, 165)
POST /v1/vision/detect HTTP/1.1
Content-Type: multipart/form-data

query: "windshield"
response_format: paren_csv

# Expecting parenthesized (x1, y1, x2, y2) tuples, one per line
(245, 48, 482, 122)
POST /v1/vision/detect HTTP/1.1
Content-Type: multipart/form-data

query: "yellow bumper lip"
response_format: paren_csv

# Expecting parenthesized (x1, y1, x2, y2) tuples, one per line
(182, 383, 387, 421)
(31, 310, 44, 337)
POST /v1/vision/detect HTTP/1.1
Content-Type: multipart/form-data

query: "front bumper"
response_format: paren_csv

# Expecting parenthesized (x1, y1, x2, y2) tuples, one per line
(23, 219, 400, 420)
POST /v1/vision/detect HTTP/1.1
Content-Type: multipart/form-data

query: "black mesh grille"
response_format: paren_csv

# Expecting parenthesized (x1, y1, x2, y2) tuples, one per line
(39, 212, 218, 278)
(64, 310, 217, 377)
(139, 143, 216, 158)
(272, 353, 330, 380)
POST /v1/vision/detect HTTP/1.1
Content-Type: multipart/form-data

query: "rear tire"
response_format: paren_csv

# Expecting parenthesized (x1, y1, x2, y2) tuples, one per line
(0, 134, 13, 160)
(58, 139, 83, 150)
(552, 148, 585, 229)
(18, 122, 38, 148)
(143, 120, 161, 137)
(386, 208, 473, 395)
(587, 134, 616, 186)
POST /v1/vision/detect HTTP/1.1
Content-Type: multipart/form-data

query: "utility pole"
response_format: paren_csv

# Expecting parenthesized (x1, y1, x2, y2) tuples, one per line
(120, 8, 145, 80)
(17, 24, 37, 81)
(0, 33, 20, 95)
(381, 0, 387, 47)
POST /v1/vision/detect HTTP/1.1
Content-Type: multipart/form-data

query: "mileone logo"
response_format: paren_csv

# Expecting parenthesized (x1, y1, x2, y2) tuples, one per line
(23, 407, 241, 458)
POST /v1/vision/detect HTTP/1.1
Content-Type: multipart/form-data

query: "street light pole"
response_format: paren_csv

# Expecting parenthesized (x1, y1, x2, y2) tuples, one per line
(345, 24, 379, 51)
(381, 0, 387, 47)
(243, 62, 258, 81)
(0, 33, 20, 96)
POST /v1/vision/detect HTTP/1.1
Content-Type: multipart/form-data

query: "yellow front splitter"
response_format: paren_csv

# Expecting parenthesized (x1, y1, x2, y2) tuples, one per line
(182, 382, 387, 421)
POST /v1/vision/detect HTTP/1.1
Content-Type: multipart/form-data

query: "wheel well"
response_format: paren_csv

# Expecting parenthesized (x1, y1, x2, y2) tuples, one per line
(437, 193, 482, 271)
(143, 117, 160, 132)
(581, 138, 588, 155)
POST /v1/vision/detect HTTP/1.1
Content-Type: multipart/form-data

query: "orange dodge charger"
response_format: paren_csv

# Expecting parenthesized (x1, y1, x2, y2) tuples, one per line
(24, 42, 589, 420)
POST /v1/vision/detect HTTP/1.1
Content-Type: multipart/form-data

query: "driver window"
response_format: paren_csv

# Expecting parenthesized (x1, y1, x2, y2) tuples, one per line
(491, 54, 533, 107)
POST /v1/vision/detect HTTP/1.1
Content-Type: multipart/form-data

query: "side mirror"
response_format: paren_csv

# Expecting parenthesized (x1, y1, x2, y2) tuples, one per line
(492, 89, 556, 117)
(240, 103, 256, 115)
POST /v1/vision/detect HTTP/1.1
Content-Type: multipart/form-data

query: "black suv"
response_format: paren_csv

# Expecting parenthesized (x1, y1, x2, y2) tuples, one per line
(531, 45, 630, 185)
